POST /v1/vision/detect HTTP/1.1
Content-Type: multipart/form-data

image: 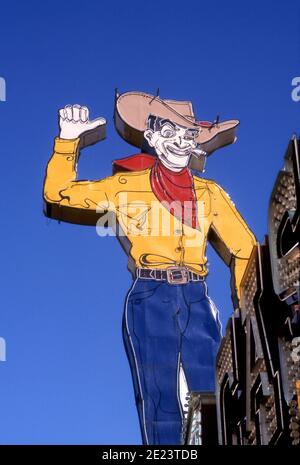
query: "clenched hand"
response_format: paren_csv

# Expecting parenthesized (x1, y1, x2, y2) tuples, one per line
(59, 104, 106, 148)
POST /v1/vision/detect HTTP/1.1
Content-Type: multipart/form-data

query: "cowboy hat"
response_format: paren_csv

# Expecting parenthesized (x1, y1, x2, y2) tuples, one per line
(114, 91, 239, 171)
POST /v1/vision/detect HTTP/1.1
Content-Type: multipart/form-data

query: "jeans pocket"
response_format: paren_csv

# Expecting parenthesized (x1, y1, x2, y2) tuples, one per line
(129, 279, 162, 305)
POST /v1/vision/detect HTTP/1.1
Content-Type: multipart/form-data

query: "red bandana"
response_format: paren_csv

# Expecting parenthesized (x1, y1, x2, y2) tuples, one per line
(113, 153, 198, 229)
(150, 161, 198, 230)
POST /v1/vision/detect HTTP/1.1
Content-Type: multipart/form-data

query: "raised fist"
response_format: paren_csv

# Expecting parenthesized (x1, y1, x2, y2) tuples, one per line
(59, 104, 106, 148)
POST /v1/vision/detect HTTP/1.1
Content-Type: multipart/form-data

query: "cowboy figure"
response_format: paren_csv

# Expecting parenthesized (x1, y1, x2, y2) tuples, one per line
(43, 91, 256, 445)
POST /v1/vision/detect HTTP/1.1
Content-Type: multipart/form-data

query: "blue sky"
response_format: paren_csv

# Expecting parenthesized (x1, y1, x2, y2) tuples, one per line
(0, 0, 299, 445)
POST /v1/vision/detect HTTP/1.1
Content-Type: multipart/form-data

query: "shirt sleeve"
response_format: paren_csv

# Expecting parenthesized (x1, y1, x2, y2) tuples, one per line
(208, 182, 256, 302)
(43, 137, 115, 225)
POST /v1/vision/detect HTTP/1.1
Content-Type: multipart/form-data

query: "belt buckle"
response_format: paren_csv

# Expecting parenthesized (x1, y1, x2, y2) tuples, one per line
(166, 266, 189, 285)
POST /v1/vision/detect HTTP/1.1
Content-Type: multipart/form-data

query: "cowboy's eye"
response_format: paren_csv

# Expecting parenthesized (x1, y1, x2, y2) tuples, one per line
(185, 130, 198, 140)
(161, 126, 175, 138)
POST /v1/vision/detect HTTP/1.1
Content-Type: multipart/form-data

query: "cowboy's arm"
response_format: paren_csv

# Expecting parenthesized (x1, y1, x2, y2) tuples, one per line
(43, 105, 113, 225)
(208, 183, 256, 304)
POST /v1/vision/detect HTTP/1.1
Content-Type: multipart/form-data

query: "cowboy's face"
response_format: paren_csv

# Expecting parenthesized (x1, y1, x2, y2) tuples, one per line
(144, 118, 199, 171)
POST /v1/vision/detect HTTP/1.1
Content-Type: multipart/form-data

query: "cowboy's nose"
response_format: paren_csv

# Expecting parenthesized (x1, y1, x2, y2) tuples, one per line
(178, 136, 185, 146)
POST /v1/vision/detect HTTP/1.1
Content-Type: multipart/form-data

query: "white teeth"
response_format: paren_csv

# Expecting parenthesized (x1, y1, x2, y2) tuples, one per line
(166, 145, 190, 156)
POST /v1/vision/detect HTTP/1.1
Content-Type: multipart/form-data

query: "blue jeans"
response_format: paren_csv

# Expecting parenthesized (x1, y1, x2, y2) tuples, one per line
(122, 278, 221, 445)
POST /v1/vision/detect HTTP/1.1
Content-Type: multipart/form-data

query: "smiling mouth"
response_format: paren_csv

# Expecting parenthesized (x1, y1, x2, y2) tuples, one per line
(165, 144, 192, 156)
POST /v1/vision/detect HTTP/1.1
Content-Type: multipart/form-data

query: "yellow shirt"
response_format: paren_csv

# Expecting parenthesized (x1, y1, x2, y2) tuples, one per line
(44, 137, 256, 297)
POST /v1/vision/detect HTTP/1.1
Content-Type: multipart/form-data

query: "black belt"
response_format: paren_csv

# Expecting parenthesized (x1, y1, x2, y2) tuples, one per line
(136, 266, 205, 285)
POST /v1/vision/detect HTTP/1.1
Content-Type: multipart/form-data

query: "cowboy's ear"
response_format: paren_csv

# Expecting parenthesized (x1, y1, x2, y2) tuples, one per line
(144, 129, 154, 147)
